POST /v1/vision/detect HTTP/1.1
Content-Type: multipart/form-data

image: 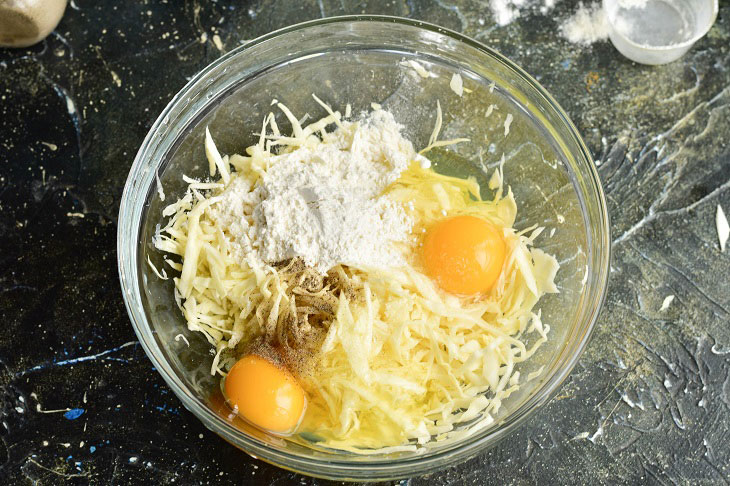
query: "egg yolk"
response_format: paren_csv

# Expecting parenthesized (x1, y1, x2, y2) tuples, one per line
(422, 215, 506, 295)
(223, 354, 306, 434)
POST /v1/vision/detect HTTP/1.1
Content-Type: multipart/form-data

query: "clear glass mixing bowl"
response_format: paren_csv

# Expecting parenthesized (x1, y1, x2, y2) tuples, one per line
(117, 16, 610, 481)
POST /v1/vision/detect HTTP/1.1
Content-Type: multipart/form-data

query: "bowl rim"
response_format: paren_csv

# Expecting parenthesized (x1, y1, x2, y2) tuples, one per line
(118, 14, 611, 480)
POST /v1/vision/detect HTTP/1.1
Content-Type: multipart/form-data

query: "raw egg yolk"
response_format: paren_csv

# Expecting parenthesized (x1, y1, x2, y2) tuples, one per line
(422, 215, 506, 295)
(223, 354, 306, 434)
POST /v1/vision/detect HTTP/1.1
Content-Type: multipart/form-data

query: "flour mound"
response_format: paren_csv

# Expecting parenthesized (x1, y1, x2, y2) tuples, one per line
(211, 109, 415, 273)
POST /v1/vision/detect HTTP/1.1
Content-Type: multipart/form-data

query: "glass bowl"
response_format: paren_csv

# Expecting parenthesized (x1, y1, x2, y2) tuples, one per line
(118, 15, 610, 481)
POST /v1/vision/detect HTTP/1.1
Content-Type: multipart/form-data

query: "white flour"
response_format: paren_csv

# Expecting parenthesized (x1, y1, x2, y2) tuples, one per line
(488, 0, 557, 26)
(489, 0, 526, 26)
(211, 109, 415, 273)
(560, 3, 609, 45)
(486, 0, 610, 47)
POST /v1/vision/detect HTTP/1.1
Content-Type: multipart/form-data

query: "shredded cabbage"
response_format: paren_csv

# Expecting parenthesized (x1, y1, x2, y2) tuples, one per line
(152, 97, 560, 453)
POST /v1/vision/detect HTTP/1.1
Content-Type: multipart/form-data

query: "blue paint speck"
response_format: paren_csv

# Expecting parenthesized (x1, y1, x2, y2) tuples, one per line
(89, 446, 96, 453)
(561, 59, 572, 70)
(64, 408, 85, 420)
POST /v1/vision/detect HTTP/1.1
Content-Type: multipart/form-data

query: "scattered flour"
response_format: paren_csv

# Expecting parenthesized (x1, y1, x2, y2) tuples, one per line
(486, 0, 609, 47)
(540, 0, 556, 14)
(489, 0, 524, 26)
(488, 0, 558, 26)
(211, 109, 415, 273)
(560, 3, 609, 45)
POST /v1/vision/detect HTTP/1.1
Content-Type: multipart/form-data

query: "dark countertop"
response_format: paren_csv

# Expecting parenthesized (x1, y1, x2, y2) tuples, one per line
(1, 1, 729, 484)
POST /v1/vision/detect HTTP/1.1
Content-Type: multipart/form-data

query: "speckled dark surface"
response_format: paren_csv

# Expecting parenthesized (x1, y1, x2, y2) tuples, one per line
(1, 0, 729, 484)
